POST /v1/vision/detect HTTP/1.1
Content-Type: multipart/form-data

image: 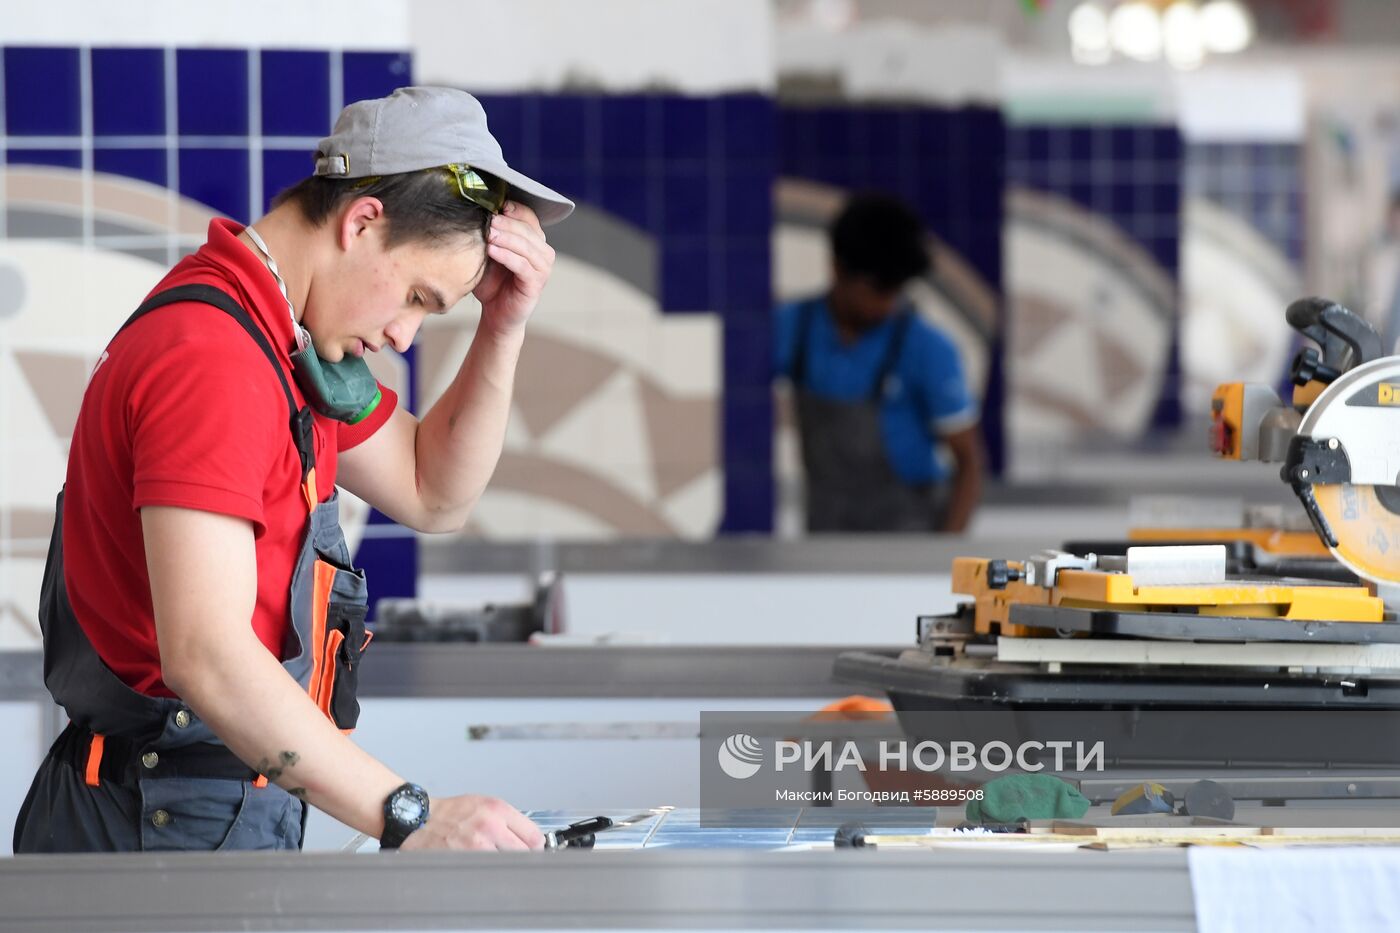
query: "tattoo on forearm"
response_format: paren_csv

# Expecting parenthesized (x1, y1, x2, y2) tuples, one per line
(254, 750, 301, 782)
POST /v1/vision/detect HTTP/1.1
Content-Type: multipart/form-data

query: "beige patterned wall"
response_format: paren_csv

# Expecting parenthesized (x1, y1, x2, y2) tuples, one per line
(419, 209, 723, 539)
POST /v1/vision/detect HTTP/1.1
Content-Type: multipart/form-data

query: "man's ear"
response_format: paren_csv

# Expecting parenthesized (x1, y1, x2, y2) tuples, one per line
(338, 196, 385, 252)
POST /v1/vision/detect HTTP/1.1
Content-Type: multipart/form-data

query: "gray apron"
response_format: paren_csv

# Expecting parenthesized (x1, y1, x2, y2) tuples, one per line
(14, 285, 370, 853)
(792, 298, 943, 533)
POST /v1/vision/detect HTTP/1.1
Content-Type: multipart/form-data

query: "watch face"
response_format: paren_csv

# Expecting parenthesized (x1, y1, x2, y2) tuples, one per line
(391, 793, 424, 824)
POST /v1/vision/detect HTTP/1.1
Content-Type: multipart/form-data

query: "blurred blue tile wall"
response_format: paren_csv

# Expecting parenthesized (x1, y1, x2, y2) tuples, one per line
(1186, 141, 1304, 268)
(1007, 123, 1184, 429)
(1, 45, 419, 605)
(475, 92, 777, 533)
(777, 104, 1008, 473)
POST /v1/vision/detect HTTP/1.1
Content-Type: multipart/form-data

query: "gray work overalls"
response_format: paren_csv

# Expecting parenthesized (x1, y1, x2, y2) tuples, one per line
(13, 284, 371, 853)
(792, 298, 944, 533)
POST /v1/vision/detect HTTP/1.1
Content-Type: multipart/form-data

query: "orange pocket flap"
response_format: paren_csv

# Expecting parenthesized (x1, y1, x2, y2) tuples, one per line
(316, 629, 344, 720)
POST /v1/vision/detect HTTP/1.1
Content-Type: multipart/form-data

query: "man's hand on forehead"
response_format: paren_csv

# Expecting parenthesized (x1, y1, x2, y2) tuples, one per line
(472, 199, 556, 335)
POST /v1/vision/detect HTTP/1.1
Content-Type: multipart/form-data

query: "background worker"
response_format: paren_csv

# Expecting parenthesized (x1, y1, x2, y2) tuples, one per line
(15, 87, 573, 853)
(775, 193, 984, 533)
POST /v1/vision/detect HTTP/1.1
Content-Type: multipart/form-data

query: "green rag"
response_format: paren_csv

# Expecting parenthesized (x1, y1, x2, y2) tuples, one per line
(965, 774, 1090, 824)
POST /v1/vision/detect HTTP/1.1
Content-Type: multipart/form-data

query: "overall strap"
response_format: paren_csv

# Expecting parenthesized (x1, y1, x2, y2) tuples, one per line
(789, 297, 824, 390)
(121, 284, 316, 494)
(870, 309, 915, 403)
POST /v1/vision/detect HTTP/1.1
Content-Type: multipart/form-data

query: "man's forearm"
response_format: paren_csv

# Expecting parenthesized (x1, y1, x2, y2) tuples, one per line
(413, 324, 526, 528)
(167, 632, 404, 839)
(941, 465, 981, 532)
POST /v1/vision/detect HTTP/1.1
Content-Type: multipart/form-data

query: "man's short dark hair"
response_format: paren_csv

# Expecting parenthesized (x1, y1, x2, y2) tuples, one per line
(829, 192, 931, 290)
(273, 167, 492, 249)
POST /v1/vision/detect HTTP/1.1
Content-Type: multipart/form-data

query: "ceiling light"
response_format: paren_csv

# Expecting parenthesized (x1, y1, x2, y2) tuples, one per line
(1109, 0, 1163, 62)
(1200, 0, 1254, 54)
(1163, 1, 1204, 69)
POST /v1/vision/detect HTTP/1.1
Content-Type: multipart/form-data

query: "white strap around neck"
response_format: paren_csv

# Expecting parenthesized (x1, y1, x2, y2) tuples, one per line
(244, 225, 309, 352)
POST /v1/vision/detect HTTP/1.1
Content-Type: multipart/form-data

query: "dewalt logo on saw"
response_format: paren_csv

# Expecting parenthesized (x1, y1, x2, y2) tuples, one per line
(1346, 382, 1400, 407)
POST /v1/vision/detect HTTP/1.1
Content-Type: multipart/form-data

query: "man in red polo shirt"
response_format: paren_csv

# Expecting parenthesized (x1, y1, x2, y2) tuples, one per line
(16, 87, 573, 852)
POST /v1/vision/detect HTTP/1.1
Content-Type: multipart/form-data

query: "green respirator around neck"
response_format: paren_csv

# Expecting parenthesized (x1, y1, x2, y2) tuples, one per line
(290, 341, 382, 425)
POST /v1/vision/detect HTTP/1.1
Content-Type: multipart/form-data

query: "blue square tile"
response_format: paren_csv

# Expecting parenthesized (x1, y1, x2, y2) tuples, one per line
(724, 243, 770, 313)
(342, 51, 411, 105)
(262, 148, 313, 212)
(862, 108, 903, 160)
(778, 109, 815, 175)
(719, 463, 774, 533)
(261, 50, 330, 136)
(537, 96, 587, 160)
(6, 148, 81, 168)
(599, 169, 650, 230)
(916, 112, 951, 157)
(661, 244, 712, 311)
(724, 170, 771, 238)
(723, 321, 773, 383)
(475, 94, 525, 163)
(92, 48, 164, 136)
(812, 107, 853, 166)
(721, 96, 772, 162)
(94, 148, 167, 187)
(4, 47, 81, 136)
(356, 529, 417, 615)
(177, 50, 248, 136)
(662, 168, 710, 236)
(662, 96, 710, 160)
(599, 96, 648, 161)
(179, 147, 249, 220)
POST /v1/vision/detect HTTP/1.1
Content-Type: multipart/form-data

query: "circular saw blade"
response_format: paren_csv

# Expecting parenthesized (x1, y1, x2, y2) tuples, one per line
(1312, 483, 1400, 585)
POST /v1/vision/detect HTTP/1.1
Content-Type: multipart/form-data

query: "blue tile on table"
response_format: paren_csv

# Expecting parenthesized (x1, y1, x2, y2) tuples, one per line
(6, 148, 81, 169)
(4, 47, 81, 136)
(262, 148, 314, 212)
(178, 147, 250, 221)
(661, 96, 709, 160)
(261, 50, 330, 137)
(94, 148, 167, 188)
(660, 244, 713, 312)
(92, 48, 164, 136)
(341, 51, 411, 106)
(177, 50, 248, 136)
(599, 96, 648, 161)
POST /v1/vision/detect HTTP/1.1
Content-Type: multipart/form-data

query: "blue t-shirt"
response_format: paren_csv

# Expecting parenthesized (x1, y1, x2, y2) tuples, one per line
(774, 296, 977, 484)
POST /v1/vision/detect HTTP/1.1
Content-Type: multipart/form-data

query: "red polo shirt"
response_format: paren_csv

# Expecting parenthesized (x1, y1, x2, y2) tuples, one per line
(63, 218, 398, 697)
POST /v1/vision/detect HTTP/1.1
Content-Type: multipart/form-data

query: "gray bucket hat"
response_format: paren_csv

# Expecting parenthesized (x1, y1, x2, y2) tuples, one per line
(313, 86, 575, 226)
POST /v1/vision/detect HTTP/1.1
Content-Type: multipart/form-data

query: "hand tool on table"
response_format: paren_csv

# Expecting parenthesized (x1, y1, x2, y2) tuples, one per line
(543, 807, 672, 849)
(1111, 780, 1234, 821)
(833, 820, 948, 848)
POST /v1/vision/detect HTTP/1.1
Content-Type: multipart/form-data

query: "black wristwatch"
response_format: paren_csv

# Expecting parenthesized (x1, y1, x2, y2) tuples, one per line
(380, 782, 430, 849)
